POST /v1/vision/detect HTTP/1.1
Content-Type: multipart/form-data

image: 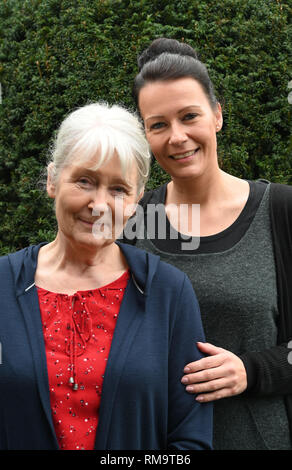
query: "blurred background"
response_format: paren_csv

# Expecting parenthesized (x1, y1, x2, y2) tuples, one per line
(0, 0, 291, 254)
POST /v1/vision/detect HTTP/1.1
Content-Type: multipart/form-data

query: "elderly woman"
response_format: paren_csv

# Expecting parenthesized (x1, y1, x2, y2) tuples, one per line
(0, 102, 212, 450)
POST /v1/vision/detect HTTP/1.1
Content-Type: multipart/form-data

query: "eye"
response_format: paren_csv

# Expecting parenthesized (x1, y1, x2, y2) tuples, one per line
(111, 186, 129, 197)
(149, 121, 166, 131)
(77, 177, 93, 188)
(182, 113, 198, 121)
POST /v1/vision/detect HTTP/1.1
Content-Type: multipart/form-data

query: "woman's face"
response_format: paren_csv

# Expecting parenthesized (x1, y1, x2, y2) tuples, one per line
(47, 153, 141, 250)
(138, 77, 222, 182)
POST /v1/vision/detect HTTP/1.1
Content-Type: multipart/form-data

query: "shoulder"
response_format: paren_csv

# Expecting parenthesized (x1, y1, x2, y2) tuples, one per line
(118, 242, 192, 295)
(269, 182, 292, 218)
(268, 183, 292, 259)
(0, 244, 43, 279)
(0, 252, 10, 272)
(154, 259, 202, 331)
(2, 245, 38, 264)
(254, 180, 292, 217)
(154, 257, 198, 305)
(139, 183, 167, 207)
(119, 240, 185, 280)
(271, 183, 292, 198)
(0, 249, 23, 293)
(155, 255, 187, 281)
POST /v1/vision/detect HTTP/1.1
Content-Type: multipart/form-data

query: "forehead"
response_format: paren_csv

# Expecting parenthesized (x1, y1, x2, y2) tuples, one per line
(139, 77, 211, 118)
(63, 152, 138, 184)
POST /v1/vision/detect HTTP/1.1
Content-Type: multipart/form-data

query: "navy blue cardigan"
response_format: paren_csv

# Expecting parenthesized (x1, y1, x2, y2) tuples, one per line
(0, 242, 212, 450)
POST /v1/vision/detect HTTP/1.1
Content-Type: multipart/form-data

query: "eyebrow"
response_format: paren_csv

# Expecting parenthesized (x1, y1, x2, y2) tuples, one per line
(145, 105, 202, 122)
(72, 167, 134, 188)
(110, 177, 134, 188)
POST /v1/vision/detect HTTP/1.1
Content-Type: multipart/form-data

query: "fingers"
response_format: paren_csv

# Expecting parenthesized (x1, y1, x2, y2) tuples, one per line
(186, 377, 228, 395)
(181, 345, 248, 402)
(182, 365, 222, 385)
(196, 342, 225, 355)
(195, 388, 235, 403)
(184, 342, 224, 373)
(185, 373, 244, 403)
(183, 351, 223, 375)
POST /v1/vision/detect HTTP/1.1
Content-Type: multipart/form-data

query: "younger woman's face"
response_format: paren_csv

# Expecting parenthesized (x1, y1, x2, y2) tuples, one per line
(138, 77, 222, 182)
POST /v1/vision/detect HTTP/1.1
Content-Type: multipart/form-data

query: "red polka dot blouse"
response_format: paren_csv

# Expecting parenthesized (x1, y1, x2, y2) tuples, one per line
(37, 270, 129, 450)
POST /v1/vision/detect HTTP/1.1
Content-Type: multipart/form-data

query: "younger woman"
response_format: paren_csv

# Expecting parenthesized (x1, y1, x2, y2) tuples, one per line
(122, 37, 292, 449)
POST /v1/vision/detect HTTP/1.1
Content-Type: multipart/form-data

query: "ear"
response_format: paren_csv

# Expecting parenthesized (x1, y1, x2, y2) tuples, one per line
(137, 189, 144, 203)
(215, 103, 223, 132)
(46, 162, 56, 199)
(124, 189, 144, 220)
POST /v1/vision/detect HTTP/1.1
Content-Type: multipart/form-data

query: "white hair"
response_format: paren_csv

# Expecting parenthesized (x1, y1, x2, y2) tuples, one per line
(48, 102, 151, 193)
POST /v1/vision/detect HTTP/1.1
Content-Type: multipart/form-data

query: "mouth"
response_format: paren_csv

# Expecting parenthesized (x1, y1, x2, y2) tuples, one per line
(79, 218, 95, 226)
(169, 148, 200, 160)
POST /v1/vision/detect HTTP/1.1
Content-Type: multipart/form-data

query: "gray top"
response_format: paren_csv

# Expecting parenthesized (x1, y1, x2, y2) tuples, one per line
(135, 184, 291, 449)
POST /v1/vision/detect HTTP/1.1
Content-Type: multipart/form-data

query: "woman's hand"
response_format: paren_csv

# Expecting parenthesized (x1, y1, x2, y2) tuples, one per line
(181, 342, 247, 402)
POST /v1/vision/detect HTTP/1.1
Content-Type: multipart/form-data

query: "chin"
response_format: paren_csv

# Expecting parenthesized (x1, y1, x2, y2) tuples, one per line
(172, 168, 203, 181)
(70, 233, 114, 251)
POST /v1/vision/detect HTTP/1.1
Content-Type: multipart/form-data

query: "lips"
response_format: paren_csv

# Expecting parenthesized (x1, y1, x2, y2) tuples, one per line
(169, 148, 200, 160)
(79, 218, 95, 225)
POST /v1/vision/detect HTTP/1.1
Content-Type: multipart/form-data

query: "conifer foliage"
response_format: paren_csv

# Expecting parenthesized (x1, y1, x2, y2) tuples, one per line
(0, 0, 291, 253)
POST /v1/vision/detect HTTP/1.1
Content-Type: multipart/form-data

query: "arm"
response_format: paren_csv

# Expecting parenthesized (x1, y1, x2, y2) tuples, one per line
(181, 341, 292, 400)
(182, 183, 292, 401)
(167, 275, 213, 449)
(241, 183, 292, 397)
(181, 342, 247, 402)
(240, 342, 292, 396)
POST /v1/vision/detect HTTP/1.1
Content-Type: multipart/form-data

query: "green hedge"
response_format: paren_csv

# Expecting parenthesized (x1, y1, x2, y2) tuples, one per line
(0, 0, 291, 254)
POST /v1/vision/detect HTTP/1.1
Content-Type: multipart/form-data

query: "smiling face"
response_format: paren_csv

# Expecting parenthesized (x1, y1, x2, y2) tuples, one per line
(47, 153, 141, 251)
(138, 77, 223, 182)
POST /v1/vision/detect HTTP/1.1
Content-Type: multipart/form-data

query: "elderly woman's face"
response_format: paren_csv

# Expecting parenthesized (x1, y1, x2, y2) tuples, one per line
(47, 153, 141, 250)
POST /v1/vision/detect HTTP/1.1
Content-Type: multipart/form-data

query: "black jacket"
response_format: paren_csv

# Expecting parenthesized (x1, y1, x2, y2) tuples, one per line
(241, 182, 292, 438)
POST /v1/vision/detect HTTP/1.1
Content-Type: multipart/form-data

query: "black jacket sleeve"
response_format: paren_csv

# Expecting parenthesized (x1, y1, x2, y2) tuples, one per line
(241, 342, 292, 396)
(240, 183, 292, 397)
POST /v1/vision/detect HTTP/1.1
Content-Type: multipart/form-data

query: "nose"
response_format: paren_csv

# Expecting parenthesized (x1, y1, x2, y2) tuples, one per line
(168, 122, 188, 146)
(88, 188, 109, 215)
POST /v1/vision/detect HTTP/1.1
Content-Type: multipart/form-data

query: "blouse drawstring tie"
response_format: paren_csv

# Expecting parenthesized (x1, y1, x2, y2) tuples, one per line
(65, 293, 93, 391)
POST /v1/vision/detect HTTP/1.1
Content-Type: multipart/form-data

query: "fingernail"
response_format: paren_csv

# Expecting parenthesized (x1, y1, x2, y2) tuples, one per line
(181, 377, 188, 384)
(186, 385, 194, 392)
(184, 367, 191, 373)
(196, 396, 204, 402)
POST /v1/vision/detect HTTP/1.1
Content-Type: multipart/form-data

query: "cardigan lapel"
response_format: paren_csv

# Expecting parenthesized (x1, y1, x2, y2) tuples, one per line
(17, 286, 59, 447)
(9, 244, 58, 446)
(94, 277, 146, 449)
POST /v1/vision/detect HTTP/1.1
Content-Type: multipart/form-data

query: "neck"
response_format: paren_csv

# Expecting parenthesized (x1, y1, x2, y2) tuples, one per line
(40, 233, 125, 276)
(167, 167, 229, 206)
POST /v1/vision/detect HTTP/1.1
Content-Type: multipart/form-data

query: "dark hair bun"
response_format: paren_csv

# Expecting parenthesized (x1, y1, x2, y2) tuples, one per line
(137, 38, 198, 71)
